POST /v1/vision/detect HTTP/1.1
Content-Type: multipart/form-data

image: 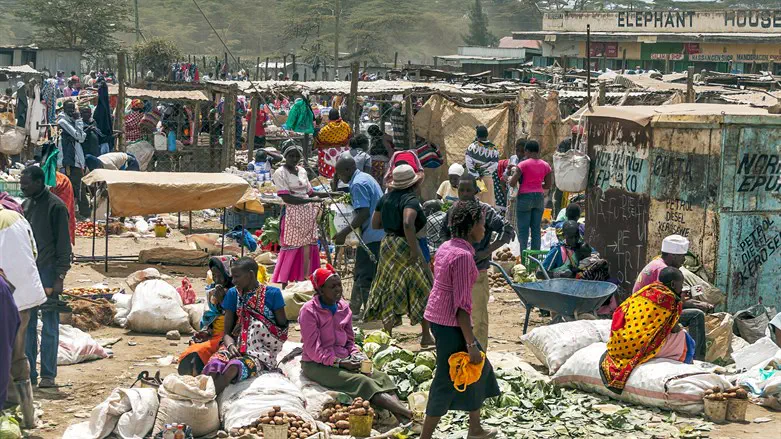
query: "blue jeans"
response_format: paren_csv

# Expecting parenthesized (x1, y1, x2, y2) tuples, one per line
(516, 192, 545, 252)
(26, 266, 59, 383)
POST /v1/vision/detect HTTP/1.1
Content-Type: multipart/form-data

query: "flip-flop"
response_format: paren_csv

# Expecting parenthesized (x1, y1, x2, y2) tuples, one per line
(467, 428, 498, 439)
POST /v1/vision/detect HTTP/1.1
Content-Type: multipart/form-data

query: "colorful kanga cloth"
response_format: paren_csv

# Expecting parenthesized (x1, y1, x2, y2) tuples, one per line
(599, 281, 683, 393)
(316, 120, 352, 178)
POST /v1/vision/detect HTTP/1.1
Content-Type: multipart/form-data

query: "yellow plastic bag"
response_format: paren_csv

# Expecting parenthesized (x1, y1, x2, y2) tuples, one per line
(448, 351, 485, 392)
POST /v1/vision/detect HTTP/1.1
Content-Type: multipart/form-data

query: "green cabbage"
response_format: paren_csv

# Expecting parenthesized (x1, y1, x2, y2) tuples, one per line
(394, 348, 415, 363)
(411, 365, 433, 384)
(414, 351, 436, 369)
(417, 379, 433, 392)
(372, 346, 399, 368)
(362, 342, 382, 359)
(365, 330, 391, 346)
(384, 359, 409, 375)
(0, 416, 21, 439)
(353, 327, 365, 346)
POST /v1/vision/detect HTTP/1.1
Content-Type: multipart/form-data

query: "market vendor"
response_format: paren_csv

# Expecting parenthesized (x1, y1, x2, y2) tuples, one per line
(436, 163, 463, 203)
(202, 257, 287, 395)
(601, 267, 694, 394)
(315, 108, 353, 178)
(179, 256, 235, 376)
(633, 235, 708, 361)
(85, 152, 140, 172)
(539, 221, 608, 281)
(124, 99, 145, 143)
(299, 265, 415, 424)
(270, 140, 332, 288)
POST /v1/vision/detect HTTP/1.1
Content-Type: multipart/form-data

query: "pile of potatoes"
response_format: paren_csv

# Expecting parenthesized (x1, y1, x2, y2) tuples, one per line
(227, 406, 315, 438)
(495, 248, 516, 262)
(320, 398, 375, 436)
(703, 386, 748, 401)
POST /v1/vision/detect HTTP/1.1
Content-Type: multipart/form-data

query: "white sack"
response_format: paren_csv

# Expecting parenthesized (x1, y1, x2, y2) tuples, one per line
(218, 371, 314, 432)
(552, 343, 731, 414)
(553, 149, 590, 192)
(126, 279, 192, 334)
(731, 337, 781, 372)
(125, 268, 162, 292)
(112, 293, 132, 328)
(183, 302, 207, 331)
(330, 203, 359, 246)
(154, 374, 219, 437)
(37, 323, 110, 365)
(277, 342, 335, 418)
(125, 140, 155, 171)
(520, 320, 611, 374)
(62, 387, 159, 439)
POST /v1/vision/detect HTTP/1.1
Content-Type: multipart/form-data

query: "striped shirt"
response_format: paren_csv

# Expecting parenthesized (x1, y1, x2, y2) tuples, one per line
(424, 238, 479, 327)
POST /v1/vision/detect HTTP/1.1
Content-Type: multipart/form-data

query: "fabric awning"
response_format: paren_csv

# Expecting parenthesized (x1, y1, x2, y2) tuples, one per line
(82, 170, 250, 217)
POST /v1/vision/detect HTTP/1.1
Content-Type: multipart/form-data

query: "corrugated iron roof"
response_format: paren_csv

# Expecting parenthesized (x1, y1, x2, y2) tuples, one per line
(0, 65, 40, 74)
(206, 79, 515, 97)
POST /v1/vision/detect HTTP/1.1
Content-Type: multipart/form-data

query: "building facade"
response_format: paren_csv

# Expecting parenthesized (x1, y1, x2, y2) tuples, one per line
(514, 10, 781, 74)
(436, 37, 541, 78)
(0, 45, 82, 76)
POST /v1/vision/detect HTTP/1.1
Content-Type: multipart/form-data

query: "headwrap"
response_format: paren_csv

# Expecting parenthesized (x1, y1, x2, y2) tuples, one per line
(281, 139, 303, 158)
(208, 255, 234, 287)
(310, 264, 338, 290)
(130, 99, 144, 110)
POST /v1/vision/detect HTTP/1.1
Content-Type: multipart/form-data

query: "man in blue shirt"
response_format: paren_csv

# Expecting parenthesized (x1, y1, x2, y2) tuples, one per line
(333, 154, 385, 318)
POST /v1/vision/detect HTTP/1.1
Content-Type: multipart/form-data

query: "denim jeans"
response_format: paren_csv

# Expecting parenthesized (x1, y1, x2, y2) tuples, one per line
(25, 308, 59, 383)
(679, 308, 706, 361)
(516, 192, 545, 252)
(350, 241, 381, 316)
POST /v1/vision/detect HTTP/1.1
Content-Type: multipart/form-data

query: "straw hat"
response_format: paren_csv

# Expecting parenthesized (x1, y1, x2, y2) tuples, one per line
(388, 164, 423, 190)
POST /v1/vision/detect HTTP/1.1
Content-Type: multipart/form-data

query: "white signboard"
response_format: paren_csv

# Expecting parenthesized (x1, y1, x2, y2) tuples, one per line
(544, 10, 781, 34)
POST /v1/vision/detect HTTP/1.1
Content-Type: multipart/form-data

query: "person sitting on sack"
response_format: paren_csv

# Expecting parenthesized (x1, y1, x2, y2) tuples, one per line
(633, 235, 709, 361)
(601, 267, 694, 394)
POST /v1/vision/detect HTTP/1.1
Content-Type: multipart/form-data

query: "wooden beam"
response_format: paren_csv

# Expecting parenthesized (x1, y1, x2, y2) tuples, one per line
(114, 51, 127, 152)
(598, 81, 606, 105)
(247, 96, 259, 163)
(686, 65, 695, 103)
(193, 102, 201, 148)
(255, 56, 260, 81)
(349, 62, 359, 132)
(404, 93, 414, 150)
(223, 84, 238, 168)
(265, 57, 269, 80)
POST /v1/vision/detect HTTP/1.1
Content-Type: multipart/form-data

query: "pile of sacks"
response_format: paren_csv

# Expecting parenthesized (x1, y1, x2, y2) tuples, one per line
(521, 320, 731, 414)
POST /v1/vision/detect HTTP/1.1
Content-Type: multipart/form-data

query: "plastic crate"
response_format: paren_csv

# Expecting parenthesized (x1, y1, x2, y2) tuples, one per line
(0, 180, 22, 197)
(223, 208, 269, 230)
(521, 249, 548, 272)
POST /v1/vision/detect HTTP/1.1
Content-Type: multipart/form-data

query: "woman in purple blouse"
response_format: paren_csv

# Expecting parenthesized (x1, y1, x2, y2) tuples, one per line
(299, 265, 414, 424)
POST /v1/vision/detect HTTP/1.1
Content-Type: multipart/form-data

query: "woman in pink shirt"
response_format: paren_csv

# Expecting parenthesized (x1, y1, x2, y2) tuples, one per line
(508, 140, 552, 252)
(421, 200, 500, 439)
(299, 265, 414, 423)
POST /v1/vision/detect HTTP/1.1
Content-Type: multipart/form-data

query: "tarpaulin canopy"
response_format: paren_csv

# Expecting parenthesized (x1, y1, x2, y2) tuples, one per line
(82, 170, 250, 217)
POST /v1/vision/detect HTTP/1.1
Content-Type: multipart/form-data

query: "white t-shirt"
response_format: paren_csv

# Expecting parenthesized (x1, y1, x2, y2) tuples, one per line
(0, 209, 46, 311)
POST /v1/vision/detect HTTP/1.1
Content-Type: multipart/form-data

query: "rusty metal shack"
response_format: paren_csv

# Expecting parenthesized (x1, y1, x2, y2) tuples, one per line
(584, 104, 781, 312)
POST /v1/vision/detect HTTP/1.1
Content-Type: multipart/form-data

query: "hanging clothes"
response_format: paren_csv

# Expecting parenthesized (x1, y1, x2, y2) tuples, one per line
(27, 84, 46, 143)
(15, 83, 27, 128)
(41, 78, 58, 124)
(93, 82, 114, 150)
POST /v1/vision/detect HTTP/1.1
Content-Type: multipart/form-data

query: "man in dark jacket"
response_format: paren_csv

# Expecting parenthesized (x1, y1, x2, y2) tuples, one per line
(58, 101, 87, 219)
(20, 166, 72, 388)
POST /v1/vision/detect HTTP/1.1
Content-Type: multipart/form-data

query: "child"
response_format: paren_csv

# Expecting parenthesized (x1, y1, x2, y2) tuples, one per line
(421, 200, 500, 439)
(248, 149, 271, 183)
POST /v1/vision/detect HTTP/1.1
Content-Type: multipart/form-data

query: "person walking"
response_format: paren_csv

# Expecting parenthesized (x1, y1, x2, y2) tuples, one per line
(465, 125, 499, 207)
(20, 166, 72, 388)
(508, 140, 551, 252)
(332, 155, 385, 318)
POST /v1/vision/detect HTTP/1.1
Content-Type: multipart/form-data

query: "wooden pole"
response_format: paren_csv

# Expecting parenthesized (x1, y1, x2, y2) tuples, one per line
(303, 133, 311, 164)
(621, 48, 627, 74)
(255, 56, 260, 81)
(114, 51, 127, 151)
(586, 25, 591, 109)
(598, 81, 606, 105)
(686, 65, 695, 103)
(334, 0, 340, 81)
(247, 96, 259, 163)
(349, 62, 359, 132)
(283, 55, 288, 78)
(214, 56, 219, 78)
(223, 84, 238, 168)
(193, 102, 201, 148)
(404, 94, 414, 149)
(224, 52, 228, 77)
(265, 57, 269, 80)
(292, 55, 297, 79)
(394, 52, 398, 69)
(562, 55, 567, 84)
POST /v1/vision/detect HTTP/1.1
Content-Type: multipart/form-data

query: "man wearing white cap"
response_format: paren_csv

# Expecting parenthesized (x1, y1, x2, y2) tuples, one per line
(633, 234, 708, 360)
(437, 163, 464, 203)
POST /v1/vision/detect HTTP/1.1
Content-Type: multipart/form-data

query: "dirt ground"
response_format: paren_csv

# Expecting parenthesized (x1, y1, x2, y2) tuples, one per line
(22, 224, 780, 439)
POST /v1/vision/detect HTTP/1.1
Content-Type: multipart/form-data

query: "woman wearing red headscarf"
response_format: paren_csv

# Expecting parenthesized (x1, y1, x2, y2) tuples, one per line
(299, 265, 415, 424)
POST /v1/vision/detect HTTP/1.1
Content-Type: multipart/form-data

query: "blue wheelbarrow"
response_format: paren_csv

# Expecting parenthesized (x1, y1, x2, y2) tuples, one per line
(490, 256, 617, 334)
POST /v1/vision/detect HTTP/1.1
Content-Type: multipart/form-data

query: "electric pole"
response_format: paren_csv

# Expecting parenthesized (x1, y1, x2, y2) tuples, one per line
(134, 0, 140, 42)
(334, 0, 340, 81)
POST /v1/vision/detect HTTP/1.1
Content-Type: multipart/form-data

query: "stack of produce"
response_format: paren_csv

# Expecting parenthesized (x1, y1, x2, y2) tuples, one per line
(76, 221, 105, 237)
(320, 398, 376, 436)
(63, 287, 121, 297)
(229, 406, 316, 438)
(703, 386, 748, 401)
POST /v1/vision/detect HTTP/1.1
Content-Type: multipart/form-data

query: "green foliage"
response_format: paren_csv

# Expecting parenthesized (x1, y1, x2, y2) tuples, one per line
(15, 0, 132, 55)
(463, 0, 498, 47)
(133, 37, 181, 79)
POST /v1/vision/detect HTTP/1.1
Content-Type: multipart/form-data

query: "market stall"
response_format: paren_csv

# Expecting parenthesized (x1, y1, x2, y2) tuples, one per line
(80, 169, 251, 271)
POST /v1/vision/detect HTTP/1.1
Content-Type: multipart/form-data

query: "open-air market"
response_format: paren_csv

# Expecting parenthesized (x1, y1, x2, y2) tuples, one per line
(1, 2, 781, 439)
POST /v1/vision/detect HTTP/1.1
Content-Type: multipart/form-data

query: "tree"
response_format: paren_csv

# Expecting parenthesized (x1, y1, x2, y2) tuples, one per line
(463, 0, 498, 47)
(16, 0, 132, 55)
(133, 38, 181, 79)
